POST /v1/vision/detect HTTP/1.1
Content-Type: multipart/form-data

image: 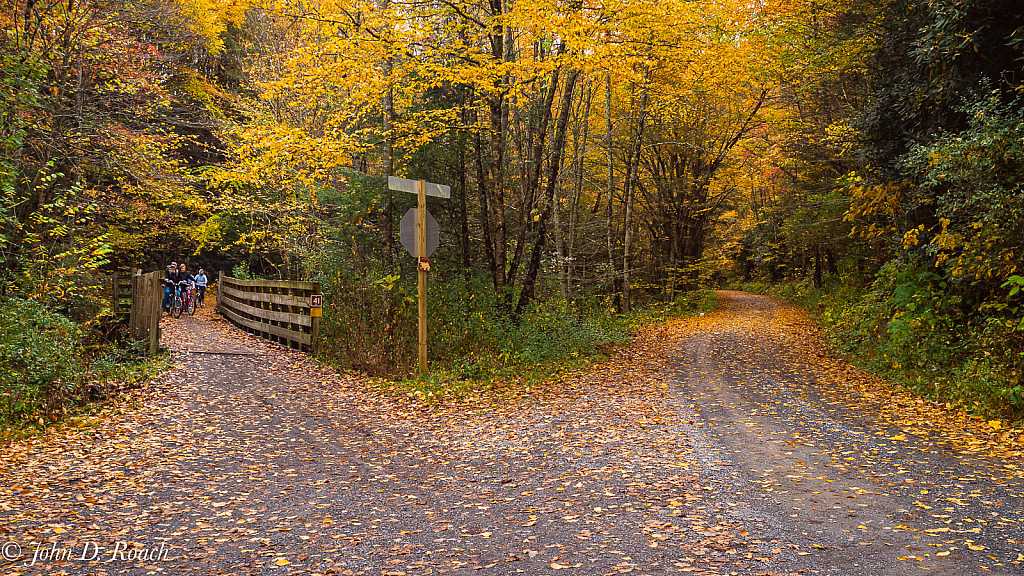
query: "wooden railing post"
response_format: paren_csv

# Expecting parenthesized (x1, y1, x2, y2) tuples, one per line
(126, 269, 163, 356)
(310, 282, 321, 353)
(217, 271, 224, 315)
(148, 270, 161, 355)
(130, 273, 139, 339)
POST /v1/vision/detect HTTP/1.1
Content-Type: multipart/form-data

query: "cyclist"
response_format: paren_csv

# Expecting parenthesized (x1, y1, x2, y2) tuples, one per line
(171, 263, 196, 317)
(194, 268, 208, 308)
(162, 262, 177, 313)
(174, 263, 193, 299)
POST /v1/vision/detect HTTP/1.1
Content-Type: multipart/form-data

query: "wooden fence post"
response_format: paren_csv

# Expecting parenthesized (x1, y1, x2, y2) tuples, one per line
(126, 269, 163, 356)
(310, 282, 321, 353)
(130, 274, 139, 338)
(151, 271, 161, 355)
(217, 271, 224, 315)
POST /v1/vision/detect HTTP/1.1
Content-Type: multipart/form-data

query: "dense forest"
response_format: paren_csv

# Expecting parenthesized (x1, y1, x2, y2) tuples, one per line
(2, 0, 1023, 428)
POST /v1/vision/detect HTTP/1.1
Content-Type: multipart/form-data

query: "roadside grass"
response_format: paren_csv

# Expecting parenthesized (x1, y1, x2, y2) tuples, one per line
(730, 279, 1024, 427)
(376, 289, 719, 406)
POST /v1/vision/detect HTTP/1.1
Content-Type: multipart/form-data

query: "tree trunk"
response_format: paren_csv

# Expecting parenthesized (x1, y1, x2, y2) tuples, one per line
(621, 75, 650, 313)
(553, 167, 565, 301)
(604, 74, 619, 309)
(458, 115, 471, 271)
(488, 95, 507, 291)
(379, 3, 394, 268)
(475, 124, 497, 282)
(515, 68, 581, 316)
(487, 0, 507, 292)
(668, 224, 678, 302)
(813, 244, 823, 288)
(825, 246, 839, 277)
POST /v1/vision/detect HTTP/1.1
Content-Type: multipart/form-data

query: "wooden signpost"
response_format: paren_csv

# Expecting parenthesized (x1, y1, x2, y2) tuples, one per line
(388, 176, 450, 374)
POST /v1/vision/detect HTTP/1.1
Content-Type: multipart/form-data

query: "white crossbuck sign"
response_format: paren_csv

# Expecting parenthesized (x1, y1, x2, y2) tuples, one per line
(387, 176, 451, 199)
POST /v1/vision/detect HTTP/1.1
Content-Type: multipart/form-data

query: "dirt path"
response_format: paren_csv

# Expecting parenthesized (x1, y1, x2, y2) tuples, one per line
(665, 291, 1023, 574)
(0, 291, 1020, 575)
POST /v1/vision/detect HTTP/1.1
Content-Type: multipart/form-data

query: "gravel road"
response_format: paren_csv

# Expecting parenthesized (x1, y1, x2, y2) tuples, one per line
(1, 291, 1020, 576)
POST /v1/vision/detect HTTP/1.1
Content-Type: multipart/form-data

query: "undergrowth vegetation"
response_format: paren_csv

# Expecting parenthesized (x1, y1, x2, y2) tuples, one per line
(0, 299, 166, 437)
(1, 161, 167, 435)
(313, 264, 718, 403)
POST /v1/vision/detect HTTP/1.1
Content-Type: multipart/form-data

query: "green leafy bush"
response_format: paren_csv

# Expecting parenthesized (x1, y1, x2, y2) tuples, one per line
(313, 268, 630, 378)
(310, 255, 717, 401)
(737, 266, 1024, 424)
(0, 298, 163, 432)
(231, 262, 253, 280)
(314, 268, 417, 376)
(0, 299, 86, 426)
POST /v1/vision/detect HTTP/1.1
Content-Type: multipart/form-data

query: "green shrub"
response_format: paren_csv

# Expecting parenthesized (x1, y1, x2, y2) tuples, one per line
(310, 256, 717, 401)
(314, 269, 417, 376)
(313, 268, 631, 378)
(232, 262, 252, 280)
(0, 298, 162, 432)
(0, 299, 86, 425)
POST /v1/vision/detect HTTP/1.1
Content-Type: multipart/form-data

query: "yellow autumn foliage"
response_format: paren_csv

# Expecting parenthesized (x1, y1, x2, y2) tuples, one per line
(172, 0, 252, 53)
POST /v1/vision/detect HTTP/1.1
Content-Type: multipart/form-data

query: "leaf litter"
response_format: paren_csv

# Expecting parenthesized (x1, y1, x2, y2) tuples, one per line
(0, 291, 1020, 575)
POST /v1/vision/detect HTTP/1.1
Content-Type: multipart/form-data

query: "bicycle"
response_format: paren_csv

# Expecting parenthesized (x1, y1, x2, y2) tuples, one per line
(170, 282, 182, 317)
(184, 282, 197, 316)
(173, 281, 196, 318)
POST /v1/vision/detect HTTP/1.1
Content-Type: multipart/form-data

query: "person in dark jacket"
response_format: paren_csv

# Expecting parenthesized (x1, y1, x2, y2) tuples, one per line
(162, 262, 177, 312)
(174, 263, 195, 302)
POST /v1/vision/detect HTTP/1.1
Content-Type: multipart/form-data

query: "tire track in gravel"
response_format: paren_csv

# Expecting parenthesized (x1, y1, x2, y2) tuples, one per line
(666, 290, 1023, 575)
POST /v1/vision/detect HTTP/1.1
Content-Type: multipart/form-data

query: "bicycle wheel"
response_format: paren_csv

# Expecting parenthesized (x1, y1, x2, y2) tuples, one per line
(187, 293, 196, 315)
(172, 295, 183, 318)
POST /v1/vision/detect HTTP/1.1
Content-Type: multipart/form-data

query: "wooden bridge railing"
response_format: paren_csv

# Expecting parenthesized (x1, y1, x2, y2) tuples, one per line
(100, 271, 134, 317)
(216, 273, 321, 351)
(129, 270, 162, 355)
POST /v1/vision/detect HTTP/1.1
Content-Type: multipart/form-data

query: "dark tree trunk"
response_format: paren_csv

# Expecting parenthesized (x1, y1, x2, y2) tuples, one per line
(475, 126, 496, 282)
(380, 50, 395, 268)
(487, 0, 507, 292)
(825, 246, 839, 277)
(516, 67, 581, 316)
(488, 94, 507, 291)
(458, 126, 471, 271)
(813, 245, 823, 288)
(604, 75, 621, 311)
(621, 75, 650, 313)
